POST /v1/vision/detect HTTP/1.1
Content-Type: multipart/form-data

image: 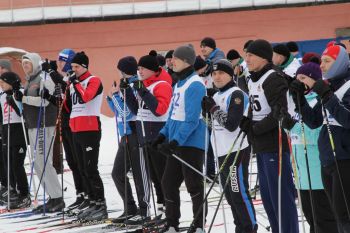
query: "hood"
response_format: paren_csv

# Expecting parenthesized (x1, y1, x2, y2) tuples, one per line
(143, 67, 172, 87)
(22, 52, 42, 77)
(324, 46, 350, 80)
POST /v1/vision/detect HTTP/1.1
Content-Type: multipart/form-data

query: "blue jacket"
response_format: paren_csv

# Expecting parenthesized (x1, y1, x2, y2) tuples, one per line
(300, 70, 350, 166)
(160, 72, 207, 150)
(291, 92, 323, 190)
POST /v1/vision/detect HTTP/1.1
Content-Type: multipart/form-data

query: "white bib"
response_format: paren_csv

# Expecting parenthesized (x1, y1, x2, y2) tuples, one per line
(248, 70, 275, 121)
(211, 87, 249, 156)
(323, 80, 350, 127)
(70, 76, 103, 118)
(1, 93, 22, 125)
(171, 74, 205, 121)
(136, 81, 170, 122)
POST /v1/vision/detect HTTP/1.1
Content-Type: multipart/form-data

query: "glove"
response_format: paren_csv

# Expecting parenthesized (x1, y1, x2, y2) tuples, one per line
(151, 134, 166, 149)
(313, 79, 332, 103)
(133, 80, 148, 96)
(158, 140, 179, 155)
(239, 116, 252, 134)
(5, 95, 21, 116)
(50, 71, 66, 86)
(282, 115, 297, 130)
(67, 71, 79, 84)
(201, 96, 218, 114)
(206, 88, 217, 97)
(41, 87, 51, 100)
(289, 80, 306, 109)
(4, 90, 13, 96)
(119, 78, 130, 90)
(50, 60, 57, 72)
(14, 90, 23, 101)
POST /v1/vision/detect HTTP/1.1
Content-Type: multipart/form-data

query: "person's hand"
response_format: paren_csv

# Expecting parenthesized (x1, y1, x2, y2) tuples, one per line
(201, 96, 218, 114)
(40, 87, 51, 100)
(297, 74, 316, 90)
(68, 71, 79, 84)
(313, 79, 333, 103)
(151, 134, 166, 149)
(158, 140, 178, 155)
(119, 78, 130, 90)
(239, 116, 251, 134)
(14, 90, 23, 101)
(206, 88, 217, 97)
(109, 81, 120, 97)
(41, 60, 52, 73)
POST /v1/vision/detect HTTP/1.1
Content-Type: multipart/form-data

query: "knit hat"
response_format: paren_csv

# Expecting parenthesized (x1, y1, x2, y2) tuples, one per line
(326, 40, 336, 48)
(138, 54, 159, 72)
(246, 39, 273, 62)
(194, 55, 206, 71)
(212, 59, 234, 77)
(117, 56, 138, 75)
(58, 48, 75, 72)
(165, 50, 174, 59)
(243, 40, 254, 51)
(173, 44, 196, 66)
(0, 59, 11, 71)
(322, 45, 350, 80)
(157, 54, 166, 67)
(296, 62, 322, 81)
(200, 37, 216, 50)
(286, 41, 299, 53)
(226, 49, 240, 61)
(273, 44, 291, 58)
(302, 52, 321, 64)
(71, 51, 89, 68)
(0, 71, 21, 89)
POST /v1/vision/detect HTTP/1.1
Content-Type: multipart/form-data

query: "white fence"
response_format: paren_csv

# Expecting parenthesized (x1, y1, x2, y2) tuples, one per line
(0, 0, 337, 24)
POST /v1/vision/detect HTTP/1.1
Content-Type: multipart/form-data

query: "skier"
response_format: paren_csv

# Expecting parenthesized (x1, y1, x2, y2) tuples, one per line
(290, 45, 350, 232)
(108, 56, 151, 222)
(153, 44, 207, 233)
(14, 52, 65, 213)
(201, 59, 258, 233)
(239, 39, 299, 233)
(123, 51, 173, 224)
(0, 71, 30, 209)
(66, 51, 107, 221)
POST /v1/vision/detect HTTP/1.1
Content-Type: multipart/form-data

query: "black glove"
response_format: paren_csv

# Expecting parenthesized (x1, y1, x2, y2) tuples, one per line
(41, 87, 51, 100)
(14, 90, 23, 101)
(50, 60, 57, 72)
(41, 60, 52, 73)
(313, 79, 332, 103)
(4, 90, 13, 96)
(67, 71, 79, 84)
(201, 96, 218, 114)
(133, 80, 148, 96)
(151, 134, 166, 149)
(206, 88, 217, 97)
(289, 80, 306, 109)
(158, 140, 179, 155)
(5, 95, 21, 116)
(119, 78, 130, 90)
(239, 116, 252, 133)
(282, 115, 297, 130)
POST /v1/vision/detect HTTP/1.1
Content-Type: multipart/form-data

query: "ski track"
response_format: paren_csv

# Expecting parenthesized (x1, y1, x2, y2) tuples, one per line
(0, 115, 310, 232)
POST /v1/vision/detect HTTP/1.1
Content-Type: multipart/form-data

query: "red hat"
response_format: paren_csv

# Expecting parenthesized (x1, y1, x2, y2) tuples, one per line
(322, 45, 340, 61)
(302, 52, 321, 64)
(326, 40, 336, 48)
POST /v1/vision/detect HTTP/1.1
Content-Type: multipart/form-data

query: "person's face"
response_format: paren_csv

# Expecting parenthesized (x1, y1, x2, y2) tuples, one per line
(230, 58, 240, 67)
(138, 66, 155, 80)
(22, 60, 33, 75)
(71, 63, 87, 77)
(57, 60, 66, 73)
(320, 55, 335, 75)
(166, 58, 173, 69)
(200, 45, 213, 58)
(171, 57, 189, 73)
(0, 80, 11, 91)
(212, 70, 231, 88)
(296, 74, 316, 90)
(272, 52, 285, 66)
(245, 52, 268, 72)
(196, 65, 208, 76)
(0, 66, 9, 75)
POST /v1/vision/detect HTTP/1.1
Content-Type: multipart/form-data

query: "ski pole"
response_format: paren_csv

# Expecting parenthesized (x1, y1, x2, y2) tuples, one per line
(203, 113, 208, 230)
(278, 119, 282, 233)
(7, 100, 10, 211)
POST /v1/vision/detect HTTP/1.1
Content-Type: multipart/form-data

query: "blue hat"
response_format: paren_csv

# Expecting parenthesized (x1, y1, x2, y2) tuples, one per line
(58, 49, 76, 72)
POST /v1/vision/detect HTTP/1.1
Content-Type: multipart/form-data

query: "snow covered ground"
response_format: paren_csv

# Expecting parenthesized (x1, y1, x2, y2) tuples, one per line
(0, 114, 309, 232)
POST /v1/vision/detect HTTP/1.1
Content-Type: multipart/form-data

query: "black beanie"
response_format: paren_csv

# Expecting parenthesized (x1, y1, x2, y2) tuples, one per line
(243, 40, 254, 51)
(138, 55, 159, 72)
(212, 59, 234, 77)
(246, 39, 273, 62)
(0, 71, 20, 90)
(165, 50, 174, 59)
(286, 41, 299, 53)
(201, 37, 216, 50)
(226, 49, 241, 61)
(273, 44, 291, 58)
(117, 56, 138, 75)
(157, 54, 166, 67)
(71, 51, 89, 68)
(194, 55, 206, 71)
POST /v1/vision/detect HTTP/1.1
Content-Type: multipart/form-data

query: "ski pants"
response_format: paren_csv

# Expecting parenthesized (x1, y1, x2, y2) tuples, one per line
(28, 127, 62, 198)
(112, 133, 150, 216)
(218, 148, 257, 233)
(257, 152, 299, 233)
(161, 147, 206, 229)
(72, 131, 105, 202)
(322, 160, 350, 233)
